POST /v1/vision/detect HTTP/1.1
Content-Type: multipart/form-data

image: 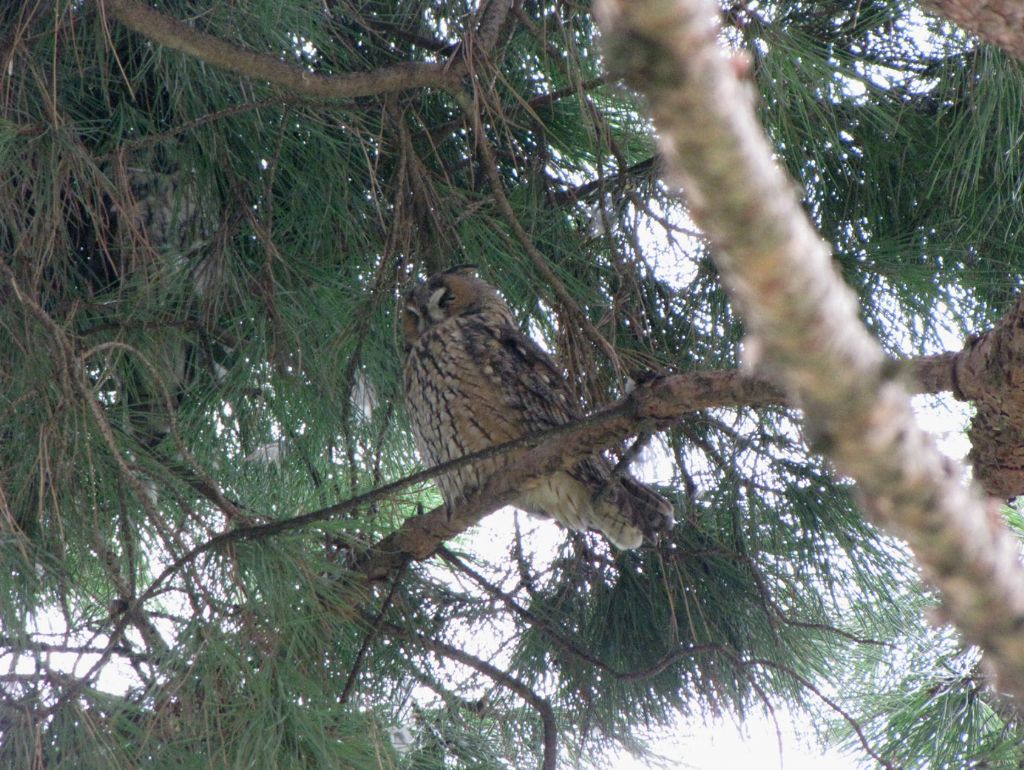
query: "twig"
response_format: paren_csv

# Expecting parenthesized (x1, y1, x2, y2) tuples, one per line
(551, 156, 659, 206)
(339, 560, 409, 705)
(469, 110, 624, 373)
(437, 546, 619, 672)
(740, 657, 898, 770)
(421, 75, 610, 147)
(740, 553, 890, 648)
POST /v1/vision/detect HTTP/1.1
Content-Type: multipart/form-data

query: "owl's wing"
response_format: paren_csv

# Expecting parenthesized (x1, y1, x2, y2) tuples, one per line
(464, 318, 613, 486)
(460, 316, 673, 545)
(466, 318, 582, 429)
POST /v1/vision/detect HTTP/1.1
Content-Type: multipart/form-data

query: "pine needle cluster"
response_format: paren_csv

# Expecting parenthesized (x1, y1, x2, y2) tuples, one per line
(1, 1, 1022, 767)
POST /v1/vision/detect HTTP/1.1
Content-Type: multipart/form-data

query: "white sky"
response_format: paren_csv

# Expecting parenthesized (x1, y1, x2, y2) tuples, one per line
(620, 717, 858, 770)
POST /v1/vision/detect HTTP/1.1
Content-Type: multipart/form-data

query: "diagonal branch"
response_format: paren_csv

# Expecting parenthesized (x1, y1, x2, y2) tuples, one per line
(133, 368, 768, 598)
(596, 0, 1024, 712)
(131, 351, 963, 594)
(352, 356, 956, 580)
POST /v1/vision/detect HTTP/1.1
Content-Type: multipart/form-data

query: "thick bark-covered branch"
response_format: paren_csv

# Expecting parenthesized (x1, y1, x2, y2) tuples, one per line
(922, 0, 1024, 61)
(353, 355, 959, 580)
(596, 0, 1024, 710)
(353, 347, 1014, 584)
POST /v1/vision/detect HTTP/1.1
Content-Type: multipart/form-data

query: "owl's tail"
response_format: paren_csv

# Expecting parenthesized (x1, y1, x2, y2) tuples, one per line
(516, 469, 675, 550)
(594, 476, 675, 549)
(622, 476, 676, 536)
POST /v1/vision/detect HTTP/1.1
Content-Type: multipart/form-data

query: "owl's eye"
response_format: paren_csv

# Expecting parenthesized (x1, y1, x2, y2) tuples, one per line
(427, 286, 453, 318)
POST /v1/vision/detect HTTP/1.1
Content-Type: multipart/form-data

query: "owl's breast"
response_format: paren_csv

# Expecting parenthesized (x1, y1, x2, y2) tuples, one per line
(403, 316, 524, 502)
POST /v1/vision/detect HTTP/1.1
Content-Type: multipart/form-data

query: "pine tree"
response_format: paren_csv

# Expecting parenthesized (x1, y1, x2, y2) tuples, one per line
(1, 1, 1023, 768)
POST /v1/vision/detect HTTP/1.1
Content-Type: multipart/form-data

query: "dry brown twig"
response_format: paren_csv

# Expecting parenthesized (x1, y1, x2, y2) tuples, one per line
(595, 0, 1024, 712)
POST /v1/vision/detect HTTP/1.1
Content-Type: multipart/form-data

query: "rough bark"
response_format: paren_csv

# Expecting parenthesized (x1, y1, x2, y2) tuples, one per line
(954, 294, 1024, 498)
(922, 0, 1024, 60)
(596, 0, 1024, 711)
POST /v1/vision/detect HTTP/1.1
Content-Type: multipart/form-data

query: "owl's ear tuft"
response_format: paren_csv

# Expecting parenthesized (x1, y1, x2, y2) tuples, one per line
(402, 303, 422, 347)
(444, 264, 479, 278)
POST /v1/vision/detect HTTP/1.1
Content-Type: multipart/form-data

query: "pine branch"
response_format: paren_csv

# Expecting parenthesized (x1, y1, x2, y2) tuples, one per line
(129, 369, 757, 600)
(125, 351, 962, 593)
(101, 0, 461, 99)
(388, 596, 893, 768)
(596, 0, 1024, 714)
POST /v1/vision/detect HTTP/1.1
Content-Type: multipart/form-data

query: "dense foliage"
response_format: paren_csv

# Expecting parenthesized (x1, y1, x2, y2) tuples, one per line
(1, 1, 1022, 767)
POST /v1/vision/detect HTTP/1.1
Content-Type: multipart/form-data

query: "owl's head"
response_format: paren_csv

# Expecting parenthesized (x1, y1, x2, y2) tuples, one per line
(402, 267, 514, 346)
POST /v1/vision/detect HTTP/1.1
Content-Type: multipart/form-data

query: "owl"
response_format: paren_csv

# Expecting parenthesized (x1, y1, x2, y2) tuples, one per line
(402, 267, 675, 549)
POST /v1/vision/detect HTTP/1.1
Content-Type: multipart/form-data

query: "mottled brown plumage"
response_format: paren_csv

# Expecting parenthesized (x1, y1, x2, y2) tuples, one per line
(402, 267, 675, 548)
